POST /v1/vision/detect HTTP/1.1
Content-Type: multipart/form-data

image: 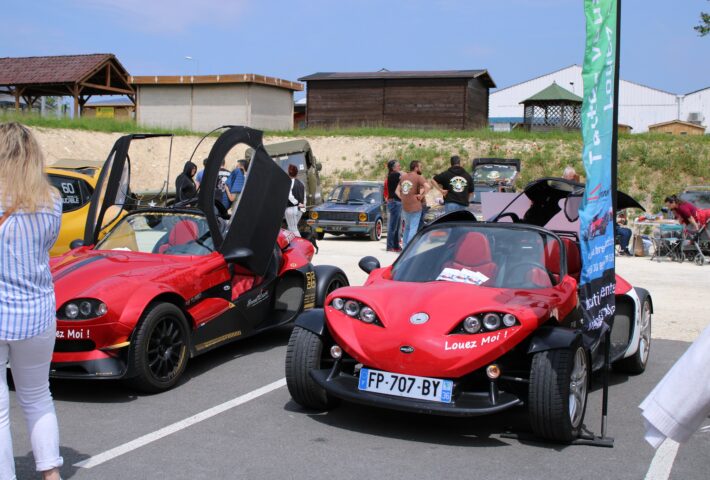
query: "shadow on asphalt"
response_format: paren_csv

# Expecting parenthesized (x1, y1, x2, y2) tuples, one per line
(14, 445, 90, 480)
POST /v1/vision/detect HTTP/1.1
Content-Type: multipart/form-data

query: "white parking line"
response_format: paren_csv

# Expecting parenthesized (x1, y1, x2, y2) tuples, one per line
(644, 438, 680, 480)
(74, 378, 287, 469)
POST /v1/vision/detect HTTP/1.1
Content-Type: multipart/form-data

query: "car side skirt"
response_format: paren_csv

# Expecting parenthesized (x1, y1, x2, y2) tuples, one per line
(526, 326, 581, 355)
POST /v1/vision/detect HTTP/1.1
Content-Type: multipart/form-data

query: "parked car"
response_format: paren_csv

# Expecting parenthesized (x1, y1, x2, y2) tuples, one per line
(49, 127, 348, 393)
(679, 186, 710, 209)
(246, 139, 323, 235)
(285, 177, 652, 443)
(308, 181, 387, 241)
(424, 158, 521, 223)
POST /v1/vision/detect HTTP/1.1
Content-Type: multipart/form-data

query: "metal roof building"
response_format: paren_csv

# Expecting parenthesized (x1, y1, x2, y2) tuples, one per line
(490, 65, 708, 133)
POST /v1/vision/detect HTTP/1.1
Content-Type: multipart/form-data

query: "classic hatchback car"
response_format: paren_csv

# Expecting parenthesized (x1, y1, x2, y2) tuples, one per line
(45, 159, 104, 256)
(50, 127, 348, 392)
(286, 177, 652, 443)
(308, 181, 387, 241)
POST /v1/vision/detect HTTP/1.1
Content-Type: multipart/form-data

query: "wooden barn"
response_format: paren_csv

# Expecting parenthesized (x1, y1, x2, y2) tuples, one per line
(299, 70, 495, 130)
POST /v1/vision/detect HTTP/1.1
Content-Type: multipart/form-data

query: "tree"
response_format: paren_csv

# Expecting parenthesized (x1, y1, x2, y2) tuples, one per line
(696, 2, 710, 36)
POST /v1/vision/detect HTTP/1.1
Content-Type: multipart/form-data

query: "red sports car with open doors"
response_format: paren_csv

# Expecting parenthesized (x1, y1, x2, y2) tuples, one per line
(285, 178, 651, 442)
(49, 127, 348, 392)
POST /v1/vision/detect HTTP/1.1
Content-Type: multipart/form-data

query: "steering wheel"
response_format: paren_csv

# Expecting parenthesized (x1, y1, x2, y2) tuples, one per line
(496, 212, 521, 223)
(505, 261, 555, 288)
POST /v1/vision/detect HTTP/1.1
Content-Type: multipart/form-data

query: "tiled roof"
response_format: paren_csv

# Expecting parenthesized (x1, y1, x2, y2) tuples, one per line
(0, 54, 117, 85)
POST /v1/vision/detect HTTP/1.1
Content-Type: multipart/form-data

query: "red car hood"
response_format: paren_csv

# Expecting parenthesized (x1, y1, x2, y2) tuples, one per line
(325, 280, 574, 378)
(51, 248, 207, 307)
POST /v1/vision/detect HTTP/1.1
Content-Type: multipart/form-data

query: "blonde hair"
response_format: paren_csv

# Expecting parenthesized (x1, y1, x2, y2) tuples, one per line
(0, 122, 57, 212)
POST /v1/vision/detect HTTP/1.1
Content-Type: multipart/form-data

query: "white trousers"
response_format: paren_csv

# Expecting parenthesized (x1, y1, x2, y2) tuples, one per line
(1, 324, 63, 479)
(285, 206, 302, 237)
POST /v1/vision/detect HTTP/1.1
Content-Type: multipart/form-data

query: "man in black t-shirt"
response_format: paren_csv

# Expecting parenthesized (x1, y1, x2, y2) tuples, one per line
(433, 156, 474, 214)
(385, 160, 402, 252)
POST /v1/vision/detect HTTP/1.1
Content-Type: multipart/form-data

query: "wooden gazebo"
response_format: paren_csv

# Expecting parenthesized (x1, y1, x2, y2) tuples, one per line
(0, 54, 134, 117)
(521, 82, 582, 131)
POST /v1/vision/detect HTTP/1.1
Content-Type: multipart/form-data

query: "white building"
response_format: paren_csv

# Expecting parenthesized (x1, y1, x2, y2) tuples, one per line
(131, 74, 303, 132)
(490, 65, 708, 133)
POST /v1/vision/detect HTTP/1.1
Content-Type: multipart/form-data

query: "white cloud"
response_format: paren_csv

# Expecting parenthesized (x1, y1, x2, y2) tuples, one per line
(70, 0, 247, 33)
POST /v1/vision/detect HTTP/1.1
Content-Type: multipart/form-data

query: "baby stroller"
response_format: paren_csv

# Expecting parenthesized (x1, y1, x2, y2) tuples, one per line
(682, 220, 710, 266)
(651, 224, 684, 262)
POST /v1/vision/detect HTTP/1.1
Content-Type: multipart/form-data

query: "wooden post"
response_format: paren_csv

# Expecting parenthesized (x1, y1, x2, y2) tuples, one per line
(14, 91, 20, 112)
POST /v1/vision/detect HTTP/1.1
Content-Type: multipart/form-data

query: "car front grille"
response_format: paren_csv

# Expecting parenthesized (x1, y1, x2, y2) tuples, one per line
(318, 211, 359, 222)
(54, 340, 96, 353)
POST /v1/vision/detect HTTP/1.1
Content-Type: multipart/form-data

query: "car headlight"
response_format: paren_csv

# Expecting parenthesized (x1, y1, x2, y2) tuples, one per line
(58, 299, 108, 320)
(452, 312, 518, 334)
(311, 211, 319, 220)
(358, 213, 367, 222)
(330, 297, 382, 326)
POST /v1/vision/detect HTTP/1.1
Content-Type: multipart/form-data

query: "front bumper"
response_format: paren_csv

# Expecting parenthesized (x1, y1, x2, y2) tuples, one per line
(307, 220, 374, 234)
(310, 366, 523, 417)
(50, 355, 128, 379)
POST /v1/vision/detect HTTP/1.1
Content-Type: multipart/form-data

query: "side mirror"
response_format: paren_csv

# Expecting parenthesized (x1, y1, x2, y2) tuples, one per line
(223, 247, 254, 264)
(69, 239, 85, 250)
(358, 256, 381, 274)
(316, 162, 323, 172)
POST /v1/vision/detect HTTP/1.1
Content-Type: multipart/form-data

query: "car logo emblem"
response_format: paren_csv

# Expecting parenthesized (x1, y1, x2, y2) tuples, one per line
(410, 313, 429, 325)
(400, 346, 415, 354)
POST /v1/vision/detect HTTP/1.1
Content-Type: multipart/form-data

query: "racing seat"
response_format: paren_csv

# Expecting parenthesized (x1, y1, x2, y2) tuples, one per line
(544, 238, 582, 283)
(445, 231, 498, 283)
(159, 220, 199, 254)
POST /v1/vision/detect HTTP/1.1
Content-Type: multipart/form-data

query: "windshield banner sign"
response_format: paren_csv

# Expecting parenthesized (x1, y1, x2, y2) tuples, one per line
(579, 0, 618, 331)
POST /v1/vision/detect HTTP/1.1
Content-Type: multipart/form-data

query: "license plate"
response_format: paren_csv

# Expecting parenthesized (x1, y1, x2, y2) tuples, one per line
(358, 368, 453, 403)
(316, 227, 324, 232)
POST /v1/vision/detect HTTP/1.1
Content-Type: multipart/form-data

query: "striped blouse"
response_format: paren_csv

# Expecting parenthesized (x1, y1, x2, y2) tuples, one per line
(0, 196, 62, 340)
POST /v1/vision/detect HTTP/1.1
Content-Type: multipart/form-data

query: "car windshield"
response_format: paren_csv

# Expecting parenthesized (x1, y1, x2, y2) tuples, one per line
(328, 184, 381, 204)
(96, 212, 213, 255)
(391, 224, 563, 289)
(474, 164, 518, 183)
(472, 184, 497, 203)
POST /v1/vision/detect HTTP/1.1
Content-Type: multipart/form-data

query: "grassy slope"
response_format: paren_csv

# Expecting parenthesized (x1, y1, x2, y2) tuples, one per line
(3, 113, 708, 210)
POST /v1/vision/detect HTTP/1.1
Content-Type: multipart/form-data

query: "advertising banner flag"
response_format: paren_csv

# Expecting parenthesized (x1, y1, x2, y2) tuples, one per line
(579, 0, 619, 331)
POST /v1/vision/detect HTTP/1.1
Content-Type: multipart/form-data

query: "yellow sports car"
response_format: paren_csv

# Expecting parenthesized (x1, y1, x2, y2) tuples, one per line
(45, 159, 106, 256)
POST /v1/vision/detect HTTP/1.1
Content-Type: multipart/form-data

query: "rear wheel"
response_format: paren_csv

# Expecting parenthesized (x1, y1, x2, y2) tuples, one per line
(369, 218, 383, 241)
(614, 297, 652, 374)
(694, 253, 705, 266)
(128, 303, 189, 393)
(285, 326, 340, 410)
(528, 345, 589, 442)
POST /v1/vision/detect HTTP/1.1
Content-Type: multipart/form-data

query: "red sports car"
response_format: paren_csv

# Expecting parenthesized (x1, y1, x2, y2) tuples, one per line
(286, 178, 652, 442)
(50, 127, 348, 392)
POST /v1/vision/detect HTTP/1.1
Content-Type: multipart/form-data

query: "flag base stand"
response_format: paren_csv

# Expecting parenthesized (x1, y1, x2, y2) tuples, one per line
(501, 328, 615, 449)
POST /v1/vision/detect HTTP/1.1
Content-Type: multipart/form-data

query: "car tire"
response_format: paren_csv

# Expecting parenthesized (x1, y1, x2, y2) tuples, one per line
(614, 297, 652, 374)
(285, 326, 340, 410)
(528, 345, 589, 442)
(128, 302, 190, 393)
(316, 231, 325, 240)
(369, 218, 383, 241)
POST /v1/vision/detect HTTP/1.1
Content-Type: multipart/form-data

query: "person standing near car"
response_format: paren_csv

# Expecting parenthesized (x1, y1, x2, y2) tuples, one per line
(175, 160, 197, 203)
(385, 160, 402, 252)
(0, 122, 63, 480)
(396, 160, 430, 248)
(433, 156, 474, 214)
(285, 164, 305, 236)
(226, 159, 247, 211)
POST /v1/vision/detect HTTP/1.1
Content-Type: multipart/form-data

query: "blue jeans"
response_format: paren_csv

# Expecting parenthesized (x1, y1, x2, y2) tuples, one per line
(386, 200, 402, 250)
(615, 224, 632, 251)
(444, 202, 467, 214)
(402, 209, 422, 248)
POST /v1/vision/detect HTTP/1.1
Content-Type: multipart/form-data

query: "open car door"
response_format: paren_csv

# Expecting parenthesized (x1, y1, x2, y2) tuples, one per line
(198, 126, 290, 277)
(83, 134, 173, 246)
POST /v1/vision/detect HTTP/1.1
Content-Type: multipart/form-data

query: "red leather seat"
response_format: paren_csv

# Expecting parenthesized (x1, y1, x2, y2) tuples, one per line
(446, 232, 497, 283)
(544, 238, 581, 282)
(159, 220, 199, 254)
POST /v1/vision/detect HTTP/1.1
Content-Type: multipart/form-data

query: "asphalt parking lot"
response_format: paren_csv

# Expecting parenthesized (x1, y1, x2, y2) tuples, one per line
(8, 235, 710, 480)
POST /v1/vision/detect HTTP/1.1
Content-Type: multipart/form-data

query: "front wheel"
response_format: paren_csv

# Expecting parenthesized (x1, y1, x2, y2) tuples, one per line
(528, 345, 589, 442)
(285, 326, 340, 410)
(614, 297, 652, 374)
(128, 303, 190, 393)
(369, 218, 383, 241)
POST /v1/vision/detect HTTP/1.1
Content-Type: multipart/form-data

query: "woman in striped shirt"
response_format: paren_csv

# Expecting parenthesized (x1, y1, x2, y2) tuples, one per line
(0, 123, 63, 480)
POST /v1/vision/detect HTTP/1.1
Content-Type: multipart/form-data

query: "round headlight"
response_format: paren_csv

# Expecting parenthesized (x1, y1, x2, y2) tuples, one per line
(96, 302, 108, 316)
(310, 211, 319, 220)
(483, 313, 501, 331)
(344, 300, 360, 317)
(330, 345, 342, 359)
(502, 313, 517, 327)
(79, 301, 93, 317)
(463, 316, 481, 334)
(358, 213, 368, 222)
(359, 306, 376, 323)
(332, 297, 345, 310)
(65, 303, 79, 319)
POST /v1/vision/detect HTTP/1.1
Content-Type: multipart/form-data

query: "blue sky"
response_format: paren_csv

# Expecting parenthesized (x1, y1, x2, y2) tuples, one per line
(2, 0, 708, 97)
